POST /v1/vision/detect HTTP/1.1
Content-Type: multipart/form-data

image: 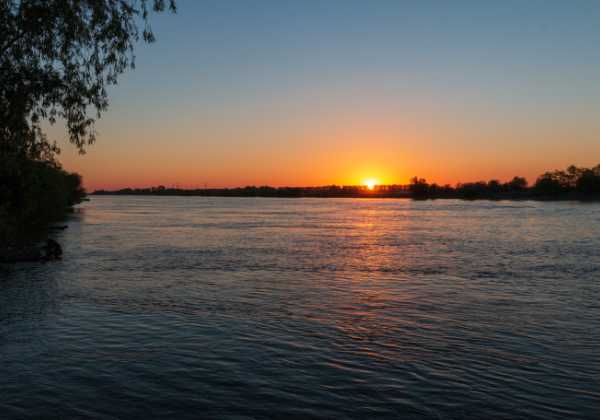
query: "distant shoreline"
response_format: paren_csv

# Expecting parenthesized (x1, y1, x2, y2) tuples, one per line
(92, 165, 600, 201)
(93, 187, 412, 199)
(92, 188, 599, 201)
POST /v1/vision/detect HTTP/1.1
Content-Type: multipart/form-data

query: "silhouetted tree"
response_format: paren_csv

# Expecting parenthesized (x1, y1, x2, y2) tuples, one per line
(1, 0, 176, 158)
(532, 164, 600, 196)
(534, 175, 564, 196)
(409, 177, 429, 198)
(506, 176, 528, 192)
(1, 0, 176, 246)
(487, 179, 502, 194)
(576, 169, 600, 194)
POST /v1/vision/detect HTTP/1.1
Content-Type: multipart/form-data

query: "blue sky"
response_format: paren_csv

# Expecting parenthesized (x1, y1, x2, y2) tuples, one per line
(57, 0, 600, 188)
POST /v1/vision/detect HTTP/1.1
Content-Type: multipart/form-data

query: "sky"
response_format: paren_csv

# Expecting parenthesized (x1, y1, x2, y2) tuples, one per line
(51, 0, 600, 190)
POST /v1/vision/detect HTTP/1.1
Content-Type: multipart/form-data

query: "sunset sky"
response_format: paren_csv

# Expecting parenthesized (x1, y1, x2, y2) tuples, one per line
(51, 0, 600, 191)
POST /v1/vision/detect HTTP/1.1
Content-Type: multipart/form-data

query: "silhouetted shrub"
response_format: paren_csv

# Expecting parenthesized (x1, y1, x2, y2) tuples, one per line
(0, 155, 85, 245)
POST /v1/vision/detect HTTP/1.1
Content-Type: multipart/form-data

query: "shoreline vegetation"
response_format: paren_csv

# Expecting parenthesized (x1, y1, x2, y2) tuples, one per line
(94, 164, 600, 201)
(0, 155, 86, 262)
(1, 1, 175, 263)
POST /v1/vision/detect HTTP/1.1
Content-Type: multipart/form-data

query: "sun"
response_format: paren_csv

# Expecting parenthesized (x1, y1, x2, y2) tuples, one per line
(363, 178, 378, 190)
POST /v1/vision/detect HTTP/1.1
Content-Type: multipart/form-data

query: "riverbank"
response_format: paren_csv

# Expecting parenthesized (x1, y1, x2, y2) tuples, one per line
(0, 227, 67, 263)
(92, 188, 599, 201)
(0, 155, 85, 263)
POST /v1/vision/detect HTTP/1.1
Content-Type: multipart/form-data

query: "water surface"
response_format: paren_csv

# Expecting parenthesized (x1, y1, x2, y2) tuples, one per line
(1, 197, 599, 418)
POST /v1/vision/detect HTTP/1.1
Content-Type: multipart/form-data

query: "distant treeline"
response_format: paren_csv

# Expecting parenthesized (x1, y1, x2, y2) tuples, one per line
(409, 164, 600, 199)
(95, 184, 413, 198)
(94, 164, 600, 200)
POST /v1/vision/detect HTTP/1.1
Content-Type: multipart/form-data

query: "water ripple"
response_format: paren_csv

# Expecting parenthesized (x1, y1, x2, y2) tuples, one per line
(1, 197, 599, 419)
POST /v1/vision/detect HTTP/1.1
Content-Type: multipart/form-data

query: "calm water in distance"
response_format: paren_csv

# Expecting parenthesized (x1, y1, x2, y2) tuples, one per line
(1, 196, 600, 419)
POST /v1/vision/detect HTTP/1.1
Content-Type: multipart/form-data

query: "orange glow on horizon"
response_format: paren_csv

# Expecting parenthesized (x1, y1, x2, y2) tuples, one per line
(50, 101, 599, 192)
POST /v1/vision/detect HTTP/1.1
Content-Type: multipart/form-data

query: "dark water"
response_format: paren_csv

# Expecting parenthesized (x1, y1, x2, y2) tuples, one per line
(1, 196, 599, 419)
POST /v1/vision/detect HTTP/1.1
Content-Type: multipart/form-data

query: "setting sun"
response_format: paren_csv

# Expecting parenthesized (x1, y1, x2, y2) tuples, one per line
(363, 179, 379, 190)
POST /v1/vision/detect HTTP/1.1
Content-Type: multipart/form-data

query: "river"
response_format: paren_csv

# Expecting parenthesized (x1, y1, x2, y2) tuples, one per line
(1, 196, 599, 418)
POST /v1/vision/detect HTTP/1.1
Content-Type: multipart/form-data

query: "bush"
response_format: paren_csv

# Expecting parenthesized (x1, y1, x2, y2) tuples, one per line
(0, 155, 85, 245)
